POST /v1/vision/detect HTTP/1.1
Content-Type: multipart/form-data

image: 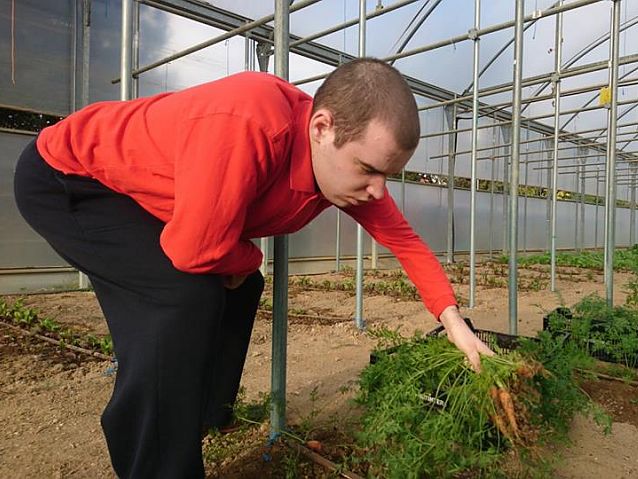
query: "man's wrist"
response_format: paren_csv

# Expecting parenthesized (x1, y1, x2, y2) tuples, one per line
(439, 305, 464, 329)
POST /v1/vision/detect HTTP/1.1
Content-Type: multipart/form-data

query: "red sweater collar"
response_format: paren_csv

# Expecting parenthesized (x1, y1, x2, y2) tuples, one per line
(289, 100, 318, 194)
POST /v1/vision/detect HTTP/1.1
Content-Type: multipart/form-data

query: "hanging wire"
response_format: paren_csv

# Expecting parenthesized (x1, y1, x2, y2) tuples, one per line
(343, 0, 346, 59)
(621, 0, 627, 96)
(388, 0, 434, 59)
(532, 0, 539, 39)
(11, 0, 16, 85)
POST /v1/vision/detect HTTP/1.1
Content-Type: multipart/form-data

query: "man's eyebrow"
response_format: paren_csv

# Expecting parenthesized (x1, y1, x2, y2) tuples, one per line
(357, 158, 386, 175)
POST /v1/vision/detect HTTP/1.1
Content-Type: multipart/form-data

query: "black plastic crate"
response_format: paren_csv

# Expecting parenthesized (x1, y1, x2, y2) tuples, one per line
(370, 318, 531, 364)
(543, 307, 638, 367)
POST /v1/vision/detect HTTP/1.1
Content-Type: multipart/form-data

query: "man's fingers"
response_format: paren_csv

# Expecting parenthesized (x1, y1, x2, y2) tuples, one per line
(477, 340, 496, 356)
(466, 351, 481, 373)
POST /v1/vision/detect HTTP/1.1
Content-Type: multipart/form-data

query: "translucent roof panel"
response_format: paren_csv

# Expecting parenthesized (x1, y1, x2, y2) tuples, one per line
(7, 0, 635, 161)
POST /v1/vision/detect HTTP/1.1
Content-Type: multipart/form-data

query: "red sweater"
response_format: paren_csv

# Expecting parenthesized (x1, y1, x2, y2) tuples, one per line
(37, 72, 457, 318)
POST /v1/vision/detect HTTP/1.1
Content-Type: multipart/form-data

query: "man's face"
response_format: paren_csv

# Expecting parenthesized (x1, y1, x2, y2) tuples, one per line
(309, 110, 413, 208)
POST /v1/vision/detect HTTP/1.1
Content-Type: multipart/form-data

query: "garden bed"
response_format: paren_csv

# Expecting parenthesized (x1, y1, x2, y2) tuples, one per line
(1, 264, 637, 477)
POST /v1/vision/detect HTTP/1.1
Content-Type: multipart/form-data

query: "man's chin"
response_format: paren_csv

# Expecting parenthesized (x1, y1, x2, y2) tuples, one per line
(331, 198, 350, 208)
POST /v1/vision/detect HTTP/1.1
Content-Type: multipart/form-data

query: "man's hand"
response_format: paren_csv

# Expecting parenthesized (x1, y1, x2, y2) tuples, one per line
(439, 305, 494, 372)
(223, 274, 248, 290)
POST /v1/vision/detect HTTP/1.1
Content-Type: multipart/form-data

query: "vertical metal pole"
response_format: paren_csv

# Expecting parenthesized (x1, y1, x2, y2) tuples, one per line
(595, 166, 600, 249)
(580, 155, 586, 250)
(574, 159, 580, 251)
(354, 0, 366, 330)
(244, 34, 251, 71)
(81, 0, 90, 108)
(335, 211, 341, 271)
(501, 126, 511, 255)
(550, 2, 563, 292)
(120, 0, 133, 101)
(523, 125, 529, 253)
(253, 39, 271, 276)
(371, 237, 378, 269)
(445, 103, 457, 264)
(604, 0, 621, 306)
(270, 0, 289, 440)
(631, 166, 636, 245)
(489, 128, 497, 258)
(509, 0, 524, 335)
(545, 140, 552, 252)
(132, 1, 140, 98)
(400, 169, 406, 213)
(77, 0, 92, 290)
(468, 0, 480, 308)
(71, 0, 78, 112)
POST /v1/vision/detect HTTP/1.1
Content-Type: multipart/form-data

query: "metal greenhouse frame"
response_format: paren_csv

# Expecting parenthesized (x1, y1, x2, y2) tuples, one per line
(1, 0, 635, 440)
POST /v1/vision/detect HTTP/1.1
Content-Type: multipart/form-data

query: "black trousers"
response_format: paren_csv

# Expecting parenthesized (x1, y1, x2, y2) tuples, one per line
(13, 139, 264, 478)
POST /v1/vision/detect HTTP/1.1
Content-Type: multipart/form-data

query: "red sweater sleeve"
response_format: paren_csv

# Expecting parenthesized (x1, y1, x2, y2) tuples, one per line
(344, 190, 457, 319)
(160, 113, 267, 275)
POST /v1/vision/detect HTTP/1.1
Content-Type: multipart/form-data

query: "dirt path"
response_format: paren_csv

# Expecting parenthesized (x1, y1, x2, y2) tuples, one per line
(1, 267, 637, 478)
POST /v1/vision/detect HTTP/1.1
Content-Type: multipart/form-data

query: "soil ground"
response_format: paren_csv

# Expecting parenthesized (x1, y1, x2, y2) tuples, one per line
(1, 263, 637, 478)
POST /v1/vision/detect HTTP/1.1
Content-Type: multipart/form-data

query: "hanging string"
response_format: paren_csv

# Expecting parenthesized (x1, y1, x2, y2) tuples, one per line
(341, 0, 346, 62)
(532, 0, 538, 40)
(11, 0, 16, 85)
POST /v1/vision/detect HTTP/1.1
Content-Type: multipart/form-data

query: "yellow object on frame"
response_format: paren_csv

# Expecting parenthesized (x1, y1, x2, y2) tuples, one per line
(599, 87, 611, 106)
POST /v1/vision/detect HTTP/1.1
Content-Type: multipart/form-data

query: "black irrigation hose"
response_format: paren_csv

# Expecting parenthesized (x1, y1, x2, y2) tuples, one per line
(256, 309, 352, 325)
(285, 440, 364, 479)
(0, 309, 353, 363)
(576, 368, 638, 387)
(0, 320, 112, 361)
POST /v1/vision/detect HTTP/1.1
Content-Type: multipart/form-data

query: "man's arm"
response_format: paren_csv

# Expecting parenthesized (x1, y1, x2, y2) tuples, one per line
(344, 191, 494, 370)
(439, 305, 494, 371)
(161, 113, 271, 276)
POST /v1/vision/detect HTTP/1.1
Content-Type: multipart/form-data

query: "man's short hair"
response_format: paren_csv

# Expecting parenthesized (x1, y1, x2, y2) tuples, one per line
(312, 58, 420, 151)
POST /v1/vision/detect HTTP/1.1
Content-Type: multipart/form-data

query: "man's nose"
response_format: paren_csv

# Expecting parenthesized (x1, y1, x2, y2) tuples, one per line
(366, 176, 386, 201)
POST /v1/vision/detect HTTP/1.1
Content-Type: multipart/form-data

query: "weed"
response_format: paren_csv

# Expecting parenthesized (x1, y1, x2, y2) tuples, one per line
(0, 298, 113, 357)
(259, 297, 273, 311)
(340, 265, 354, 276)
(298, 386, 321, 436)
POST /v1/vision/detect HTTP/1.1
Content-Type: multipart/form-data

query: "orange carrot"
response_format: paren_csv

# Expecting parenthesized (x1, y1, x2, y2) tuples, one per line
(306, 440, 322, 453)
(489, 386, 500, 403)
(490, 413, 511, 439)
(516, 364, 534, 379)
(498, 389, 519, 437)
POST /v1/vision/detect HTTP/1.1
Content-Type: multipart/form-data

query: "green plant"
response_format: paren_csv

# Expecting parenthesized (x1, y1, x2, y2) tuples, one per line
(518, 333, 610, 436)
(1, 298, 114, 357)
(354, 329, 609, 478)
(507, 246, 638, 271)
(259, 297, 273, 311)
(544, 292, 638, 369)
(624, 274, 638, 308)
(38, 317, 61, 333)
(297, 386, 321, 437)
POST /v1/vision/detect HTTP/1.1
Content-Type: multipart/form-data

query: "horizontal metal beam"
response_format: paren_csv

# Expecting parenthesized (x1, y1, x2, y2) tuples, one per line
(420, 53, 638, 112)
(116, 0, 322, 82)
(290, 0, 420, 48)
(478, 76, 638, 112)
(437, 130, 638, 160)
(383, 0, 602, 64)
(141, 0, 627, 162)
(522, 151, 638, 165)
(428, 121, 638, 161)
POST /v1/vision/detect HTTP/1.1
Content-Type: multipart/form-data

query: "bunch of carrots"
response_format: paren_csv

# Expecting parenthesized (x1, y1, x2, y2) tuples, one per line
(357, 331, 598, 477)
(487, 360, 546, 444)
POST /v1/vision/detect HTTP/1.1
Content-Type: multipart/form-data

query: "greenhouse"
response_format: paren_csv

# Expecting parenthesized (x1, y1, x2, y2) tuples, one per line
(1, 0, 637, 477)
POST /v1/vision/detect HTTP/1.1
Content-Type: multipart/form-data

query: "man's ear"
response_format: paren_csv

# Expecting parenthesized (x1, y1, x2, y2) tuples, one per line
(309, 108, 334, 143)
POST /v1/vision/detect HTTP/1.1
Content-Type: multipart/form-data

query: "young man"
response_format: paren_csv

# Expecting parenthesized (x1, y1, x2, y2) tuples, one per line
(14, 58, 493, 478)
